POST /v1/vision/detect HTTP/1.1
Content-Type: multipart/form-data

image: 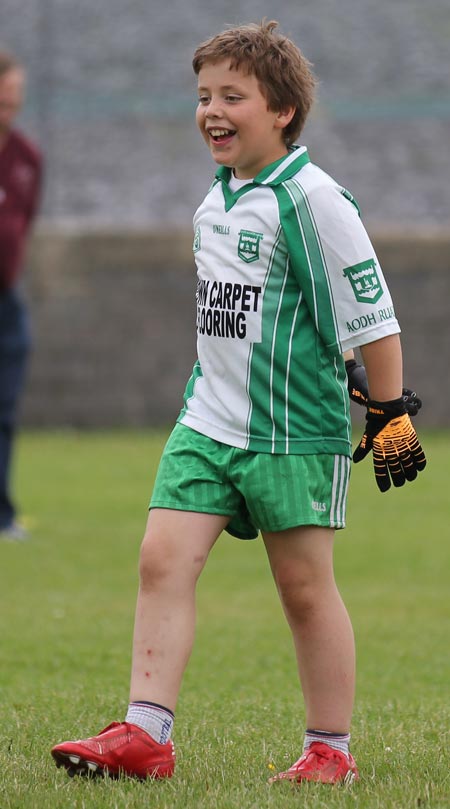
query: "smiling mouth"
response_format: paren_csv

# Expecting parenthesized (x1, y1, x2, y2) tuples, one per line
(208, 128, 236, 143)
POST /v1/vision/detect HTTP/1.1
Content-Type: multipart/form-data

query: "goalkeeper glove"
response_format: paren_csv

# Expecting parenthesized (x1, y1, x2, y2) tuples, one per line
(353, 397, 427, 492)
(345, 359, 422, 416)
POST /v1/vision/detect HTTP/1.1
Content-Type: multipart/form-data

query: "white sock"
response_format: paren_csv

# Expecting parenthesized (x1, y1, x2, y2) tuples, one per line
(304, 729, 351, 758)
(125, 701, 174, 744)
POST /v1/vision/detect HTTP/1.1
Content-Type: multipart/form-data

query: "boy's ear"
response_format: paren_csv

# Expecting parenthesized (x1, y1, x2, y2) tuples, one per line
(274, 106, 296, 130)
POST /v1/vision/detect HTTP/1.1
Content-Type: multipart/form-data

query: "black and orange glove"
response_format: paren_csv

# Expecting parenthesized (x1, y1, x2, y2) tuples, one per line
(345, 359, 422, 416)
(353, 397, 427, 492)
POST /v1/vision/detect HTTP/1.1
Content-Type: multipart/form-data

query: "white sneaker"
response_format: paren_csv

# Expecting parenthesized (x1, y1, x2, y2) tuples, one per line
(0, 522, 30, 541)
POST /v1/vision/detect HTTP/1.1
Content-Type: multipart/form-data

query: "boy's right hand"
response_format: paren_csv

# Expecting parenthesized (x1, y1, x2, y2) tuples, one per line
(353, 397, 427, 492)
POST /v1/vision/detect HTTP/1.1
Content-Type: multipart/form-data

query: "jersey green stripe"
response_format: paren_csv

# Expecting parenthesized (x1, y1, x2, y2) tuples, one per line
(279, 179, 341, 353)
(246, 226, 348, 453)
(178, 360, 203, 420)
(244, 341, 255, 445)
(291, 178, 341, 347)
(283, 292, 303, 452)
(268, 256, 292, 451)
(246, 229, 288, 449)
(282, 181, 351, 447)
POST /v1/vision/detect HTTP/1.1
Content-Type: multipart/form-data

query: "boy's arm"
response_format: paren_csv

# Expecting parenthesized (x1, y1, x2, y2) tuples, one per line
(353, 335, 426, 491)
(359, 334, 402, 401)
(343, 346, 421, 415)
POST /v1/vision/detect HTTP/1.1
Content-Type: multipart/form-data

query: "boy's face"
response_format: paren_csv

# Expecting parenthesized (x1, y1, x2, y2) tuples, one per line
(196, 60, 294, 179)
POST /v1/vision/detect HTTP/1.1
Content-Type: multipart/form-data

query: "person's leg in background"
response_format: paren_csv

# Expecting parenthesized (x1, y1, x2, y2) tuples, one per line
(0, 289, 31, 537)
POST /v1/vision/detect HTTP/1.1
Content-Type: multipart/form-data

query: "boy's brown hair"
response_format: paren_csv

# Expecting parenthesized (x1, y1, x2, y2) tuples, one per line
(192, 20, 316, 145)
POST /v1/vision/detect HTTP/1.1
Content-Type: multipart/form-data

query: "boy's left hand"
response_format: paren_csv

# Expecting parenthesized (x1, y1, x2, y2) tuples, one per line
(353, 398, 427, 492)
(345, 360, 422, 416)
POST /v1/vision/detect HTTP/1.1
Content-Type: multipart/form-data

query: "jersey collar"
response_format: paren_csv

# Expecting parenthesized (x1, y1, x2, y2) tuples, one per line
(215, 145, 310, 186)
(214, 146, 310, 210)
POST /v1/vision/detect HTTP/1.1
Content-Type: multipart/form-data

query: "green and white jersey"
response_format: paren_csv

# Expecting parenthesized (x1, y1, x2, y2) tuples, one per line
(178, 146, 400, 456)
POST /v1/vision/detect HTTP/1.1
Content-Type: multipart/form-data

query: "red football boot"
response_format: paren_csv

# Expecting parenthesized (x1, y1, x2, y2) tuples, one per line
(51, 722, 175, 779)
(269, 741, 359, 785)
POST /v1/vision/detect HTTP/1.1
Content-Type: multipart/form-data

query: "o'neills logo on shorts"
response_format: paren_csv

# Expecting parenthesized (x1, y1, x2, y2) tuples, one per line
(343, 259, 383, 304)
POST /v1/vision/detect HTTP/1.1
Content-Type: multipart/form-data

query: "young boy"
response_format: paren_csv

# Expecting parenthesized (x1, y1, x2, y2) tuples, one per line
(51, 21, 426, 784)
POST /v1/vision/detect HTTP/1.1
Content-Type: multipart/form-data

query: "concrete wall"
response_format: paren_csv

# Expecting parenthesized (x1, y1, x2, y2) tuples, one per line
(21, 226, 450, 428)
(5, 2, 449, 228)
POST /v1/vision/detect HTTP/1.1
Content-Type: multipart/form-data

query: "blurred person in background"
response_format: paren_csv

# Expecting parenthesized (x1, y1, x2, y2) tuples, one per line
(0, 50, 43, 540)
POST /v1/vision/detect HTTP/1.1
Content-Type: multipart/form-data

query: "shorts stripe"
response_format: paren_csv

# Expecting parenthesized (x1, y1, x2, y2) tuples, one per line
(330, 455, 351, 528)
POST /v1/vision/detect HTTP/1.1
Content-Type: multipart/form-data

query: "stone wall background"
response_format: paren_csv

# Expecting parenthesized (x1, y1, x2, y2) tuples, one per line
(3, 0, 450, 228)
(2, 2, 449, 426)
(22, 227, 450, 428)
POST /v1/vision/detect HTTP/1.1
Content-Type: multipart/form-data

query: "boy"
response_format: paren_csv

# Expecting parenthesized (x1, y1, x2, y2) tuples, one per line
(51, 21, 426, 784)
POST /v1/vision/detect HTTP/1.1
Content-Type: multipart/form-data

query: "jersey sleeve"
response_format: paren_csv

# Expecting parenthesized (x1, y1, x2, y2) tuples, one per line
(277, 179, 400, 354)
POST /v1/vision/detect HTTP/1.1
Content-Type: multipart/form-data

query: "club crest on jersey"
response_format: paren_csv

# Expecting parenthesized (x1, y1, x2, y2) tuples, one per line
(343, 259, 383, 304)
(237, 229, 263, 263)
(193, 226, 201, 253)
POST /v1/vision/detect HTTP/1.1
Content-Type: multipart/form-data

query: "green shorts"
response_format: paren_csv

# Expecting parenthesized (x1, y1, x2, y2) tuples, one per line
(150, 424, 351, 539)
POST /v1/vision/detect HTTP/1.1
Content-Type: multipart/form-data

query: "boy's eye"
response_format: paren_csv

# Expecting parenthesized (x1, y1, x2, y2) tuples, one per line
(196, 94, 243, 106)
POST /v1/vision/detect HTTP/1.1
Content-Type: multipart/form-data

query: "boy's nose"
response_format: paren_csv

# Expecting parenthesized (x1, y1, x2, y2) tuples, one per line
(205, 98, 223, 118)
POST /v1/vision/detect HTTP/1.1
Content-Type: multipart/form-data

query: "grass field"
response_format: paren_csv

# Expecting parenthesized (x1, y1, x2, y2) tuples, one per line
(0, 428, 449, 809)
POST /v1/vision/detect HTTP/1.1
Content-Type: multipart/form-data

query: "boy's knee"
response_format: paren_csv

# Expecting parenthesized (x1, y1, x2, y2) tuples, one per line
(138, 526, 204, 591)
(138, 531, 174, 588)
(273, 562, 323, 617)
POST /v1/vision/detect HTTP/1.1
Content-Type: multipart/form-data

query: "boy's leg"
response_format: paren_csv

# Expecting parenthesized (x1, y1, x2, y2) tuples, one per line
(263, 525, 357, 783)
(263, 525, 354, 730)
(51, 508, 229, 779)
(130, 507, 229, 709)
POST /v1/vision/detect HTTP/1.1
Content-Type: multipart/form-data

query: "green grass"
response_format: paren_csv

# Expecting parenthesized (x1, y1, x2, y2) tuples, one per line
(0, 429, 449, 808)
